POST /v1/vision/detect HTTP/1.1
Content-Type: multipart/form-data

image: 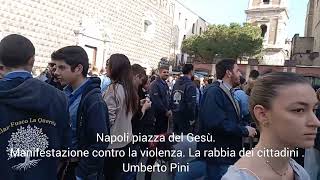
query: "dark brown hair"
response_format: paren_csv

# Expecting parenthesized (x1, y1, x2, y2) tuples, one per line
(249, 72, 310, 127)
(51, 46, 89, 77)
(131, 64, 146, 79)
(215, 58, 236, 80)
(108, 54, 138, 114)
(0, 34, 35, 68)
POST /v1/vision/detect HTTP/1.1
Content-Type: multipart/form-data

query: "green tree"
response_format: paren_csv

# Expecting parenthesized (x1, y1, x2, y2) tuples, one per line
(181, 23, 263, 63)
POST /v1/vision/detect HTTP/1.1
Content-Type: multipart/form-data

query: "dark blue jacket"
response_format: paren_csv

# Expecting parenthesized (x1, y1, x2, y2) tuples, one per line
(149, 77, 170, 116)
(75, 77, 109, 178)
(170, 76, 197, 127)
(0, 72, 71, 180)
(197, 81, 248, 165)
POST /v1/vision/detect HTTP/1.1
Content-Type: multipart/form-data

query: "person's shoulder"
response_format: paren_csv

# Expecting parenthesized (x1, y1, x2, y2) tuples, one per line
(222, 166, 258, 180)
(29, 78, 66, 99)
(234, 89, 247, 96)
(289, 159, 310, 179)
(205, 82, 224, 95)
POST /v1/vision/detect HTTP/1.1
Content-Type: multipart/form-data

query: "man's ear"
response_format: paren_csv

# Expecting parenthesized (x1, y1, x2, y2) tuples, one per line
(253, 104, 270, 126)
(226, 70, 232, 78)
(75, 64, 84, 75)
(27, 56, 35, 67)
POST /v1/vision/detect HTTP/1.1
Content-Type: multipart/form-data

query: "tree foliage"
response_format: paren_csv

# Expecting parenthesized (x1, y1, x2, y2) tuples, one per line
(181, 23, 263, 63)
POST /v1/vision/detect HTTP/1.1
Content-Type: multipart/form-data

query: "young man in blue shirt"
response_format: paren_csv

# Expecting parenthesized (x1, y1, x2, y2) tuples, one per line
(52, 46, 109, 180)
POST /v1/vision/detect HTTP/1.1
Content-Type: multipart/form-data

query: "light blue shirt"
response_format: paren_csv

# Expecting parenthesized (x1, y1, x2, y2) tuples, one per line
(99, 75, 111, 93)
(234, 88, 249, 117)
(64, 79, 89, 149)
(222, 159, 310, 180)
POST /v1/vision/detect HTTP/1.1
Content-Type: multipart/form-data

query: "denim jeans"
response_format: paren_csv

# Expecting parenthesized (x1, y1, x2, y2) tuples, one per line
(304, 148, 320, 180)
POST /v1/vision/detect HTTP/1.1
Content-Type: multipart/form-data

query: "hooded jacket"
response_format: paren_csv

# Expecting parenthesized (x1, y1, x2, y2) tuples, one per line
(0, 72, 71, 180)
(73, 77, 109, 178)
(170, 76, 197, 132)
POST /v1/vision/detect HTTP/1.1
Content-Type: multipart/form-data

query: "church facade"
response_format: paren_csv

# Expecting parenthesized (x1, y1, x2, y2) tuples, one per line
(246, 0, 290, 65)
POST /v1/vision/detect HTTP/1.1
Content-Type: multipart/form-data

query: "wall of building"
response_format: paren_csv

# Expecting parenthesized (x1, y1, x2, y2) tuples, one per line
(0, 0, 177, 73)
(305, 0, 314, 37)
(171, 0, 208, 65)
(291, 34, 314, 55)
(313, 0, 320, 53)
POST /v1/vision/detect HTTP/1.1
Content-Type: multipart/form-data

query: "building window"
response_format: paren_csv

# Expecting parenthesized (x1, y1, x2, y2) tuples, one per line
(192, 23, 195, 34)
(200, 27, 202, 35)
(306, 50, 311, 53)
(142, 13, 156, 40)
(183, 35, 186, 40)
(144, 20, 152, 33)
(263, 0, 270, 4)
(260, 24, 268, 38)
(179, 12, 181, 21)
(185, 19, 187, 29)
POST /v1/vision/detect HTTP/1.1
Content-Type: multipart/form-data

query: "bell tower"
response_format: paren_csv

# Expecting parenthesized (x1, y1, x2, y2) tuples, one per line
(246, 0, 290, 65)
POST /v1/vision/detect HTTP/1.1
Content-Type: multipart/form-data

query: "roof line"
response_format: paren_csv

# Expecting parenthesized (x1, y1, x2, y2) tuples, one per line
(175, 0, 208, 23)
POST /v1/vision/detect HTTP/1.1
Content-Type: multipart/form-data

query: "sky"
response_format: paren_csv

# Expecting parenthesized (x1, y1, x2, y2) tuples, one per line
(178, 0, 309, 38)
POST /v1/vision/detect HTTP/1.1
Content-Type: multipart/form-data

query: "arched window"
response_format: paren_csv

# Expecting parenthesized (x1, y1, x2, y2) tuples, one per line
(263, 0, 270, 4)
(260, 24, 268, 38)
(144, 20, 152, 33)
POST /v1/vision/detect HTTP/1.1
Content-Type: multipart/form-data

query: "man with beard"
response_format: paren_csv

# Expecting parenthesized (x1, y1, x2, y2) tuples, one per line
(197, 59, 257, 180)
(149, 66, 172, 134)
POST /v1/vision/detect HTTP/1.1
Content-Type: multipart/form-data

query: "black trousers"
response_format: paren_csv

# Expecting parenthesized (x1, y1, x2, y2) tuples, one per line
(104, 143, 138, 180)
(154, 114, 168, 134)
(173, 112, 193, 134)
(58, 161, 78, 180)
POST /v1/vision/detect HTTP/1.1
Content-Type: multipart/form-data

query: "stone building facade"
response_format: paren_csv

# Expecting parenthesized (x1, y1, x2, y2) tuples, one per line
(0, 0, 184, 73)
(290, 34, 320, 66)
(291, 0, 320, 66)
(306, 0, 320, 54)
(246, 0, 290, 65)
(310, 0, 320, 53)
(170, 0, 208, 65)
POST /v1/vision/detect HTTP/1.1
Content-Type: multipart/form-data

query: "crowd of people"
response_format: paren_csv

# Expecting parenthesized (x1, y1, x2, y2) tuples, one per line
(1, 34, 320, 180)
